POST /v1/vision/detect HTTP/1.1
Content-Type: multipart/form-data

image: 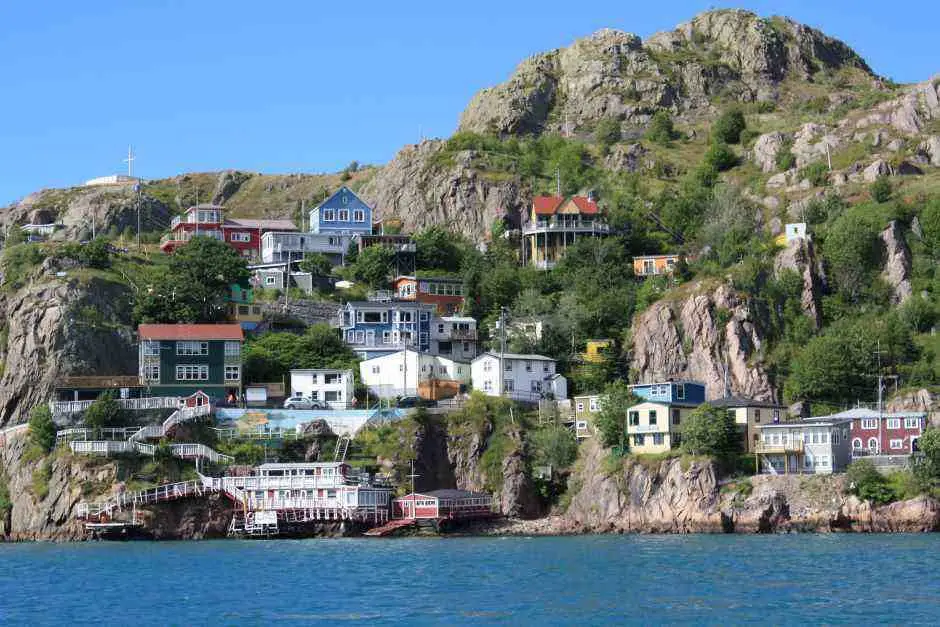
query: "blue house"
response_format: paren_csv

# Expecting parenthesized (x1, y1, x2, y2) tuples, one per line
(309, 187, 373, 236)
(338, 300, 437, 360)
(629, 381, 706, 405)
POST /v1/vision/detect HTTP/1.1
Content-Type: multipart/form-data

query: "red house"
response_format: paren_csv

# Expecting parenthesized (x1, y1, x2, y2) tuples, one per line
(392, 489, 493, 520)
(840, 408, 927, 456)
(392, 274, 465, 315)
(161, 204, 296, 260)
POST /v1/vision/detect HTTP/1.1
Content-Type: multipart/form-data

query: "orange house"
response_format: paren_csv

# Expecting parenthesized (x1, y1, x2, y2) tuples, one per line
(522, 196, 609, 269)
(392, 274, 465, 315)
(633, 254, 682, 278)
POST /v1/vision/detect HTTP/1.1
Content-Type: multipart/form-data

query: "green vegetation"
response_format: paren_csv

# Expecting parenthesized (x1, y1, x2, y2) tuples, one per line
(870, 175, 892, 202)
(0, 473, 11, 519)
(28, 404, 56, 453)
(351, 245, 396, 288)
(645, 111, 676, 145)
(594, 381, 638, 449)
(298, 253, 332, 276)
(31, 460, 52, 501)
(1, 243, 45, 289)
(712, 109, 746, 144)
(243, 323, 358, 383)
(53, 238, 112, 269)
(82, 392, 126, 429)
(594, 117, 622, 151)
(681, 404, 740, 456)
(799, 162, 830, 187)
(530, 425, 578, 470)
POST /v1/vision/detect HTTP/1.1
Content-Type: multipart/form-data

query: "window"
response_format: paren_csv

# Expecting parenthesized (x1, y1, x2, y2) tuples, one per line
(324, 373, 341, 385)
(503, 380, 514, 392)
(353, 209, 365, 222)
(867, 438, 879, 453)
(832, 430, 840, 445)
(504, 361, 512, 372)
(820, 456, 829, 467)
(176, 365, 209, 381)
(176, 341, 208, 356)
(905, 417, 921, 429)
(325, 391, 340, 402)
(649, 410, 657, 425)
(229, 232, 251, 242)
(886, 418, 901, 430)
(576, 402, 585, 412)
(483, 380, 492, 391)
(265, 275, 277, 286)
(397, 311, 414, 323)
(483, 361, 492, 372)
(852, 438, 863, 450)
(463, 342, 471, 352)
(346, 330, 356, 343)
(531, 381, 542, 393)
(890, 439, 903, 450)
(754, 409, 761, 423)
(224, 365, 240, 381)
(224, 341, 241, 357)
(371, 366, 379, 374)
(323, 209, 335, 221)
(143, 364, 160, 381)
(671, 409, 680, 425)
(419, 311, 429, 322)
(543, 362, 550, 373)
(633, 434, 645, 446)
(653, 434, 665, 446)
(589, 398, 599, 412)
(438, 324, 445, 334)
(676, 384, 685, 400)
(142, 341, 160, 356)
(628, 411, 640, 426)
(525, 361, 533, 372)
(382, 331, 391, 344)
(362, 311, 383, 323)
(419, 332, 428, 346)
(861, 418, 878, 430)
(338, 209, 349, 221)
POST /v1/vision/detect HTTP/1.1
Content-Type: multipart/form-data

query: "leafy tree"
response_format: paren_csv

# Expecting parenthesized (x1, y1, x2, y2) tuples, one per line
(918, 197, 940, 253)
(870, 175, 892, 203)
(243, 323, 358, 383)
(83, 392, 124, 429)
(352, 245, 396, 288)
(696, 185, 760, 267)
(530, 425, 578, 470)
(78, 238, 112, 269)
(846, 459, 896, 504)
(799, 162, 830, 187)
(681, 404, 740, 456)
(28, 404, 56, 453)
(594, 118, 622, 151)
(5, 225, 27, 246)
(298, 253, 332, 276)
(134, 236, 250, 323)
(703, 141, 737, 172)
(712, 109, 746, 144)
(595, 381, 639, 449)
(415, 226, 464, 272)
(823, 212, 882, 300)
(646, 111, 675, 145)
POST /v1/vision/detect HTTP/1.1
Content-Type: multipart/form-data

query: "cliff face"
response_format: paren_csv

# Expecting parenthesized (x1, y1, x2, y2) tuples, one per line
(358, 141, 526, 240)
(552, 439, 940, 534)
(0, 277, 137, 427)
(630, 282, 776, 401)
(459, 10, 872, 137)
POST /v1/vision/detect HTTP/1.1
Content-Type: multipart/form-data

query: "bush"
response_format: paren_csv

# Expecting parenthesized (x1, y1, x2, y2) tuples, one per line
(870, 175, 892, 203)
(83, 392, 124, 429)
(1, 244, 45, 288)
(646, 111, 676, 145)
(594, 381, 639, 449)
(681, 404, 740, 456)
(846, 459, 896, 504)
(28, 405, 56, 453)
(799, 162, 830, 187)
(776, 147, 796, 171)
(594, 118, 622, 150)
(712, 109, 746, 144)
(703, 142, 737, 172)
(530, 425, 578, 470)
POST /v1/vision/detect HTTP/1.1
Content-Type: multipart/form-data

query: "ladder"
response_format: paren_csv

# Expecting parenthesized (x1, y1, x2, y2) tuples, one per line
(333, 436, 351, 462)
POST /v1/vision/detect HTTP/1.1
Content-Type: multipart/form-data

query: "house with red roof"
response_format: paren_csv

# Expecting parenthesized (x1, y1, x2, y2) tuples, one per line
(161, 204, 297, 260)
(522, 195, 609, 269)
(138, 324, 244, 399)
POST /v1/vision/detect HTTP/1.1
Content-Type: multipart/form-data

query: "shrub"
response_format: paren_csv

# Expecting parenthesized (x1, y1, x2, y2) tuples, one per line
(703, 142, 737, 172)
(712, 109, 746, 144)
(870, 175, 892, 203)
(83, 392, 124, 429)
(530, 425, 578, 470)
(595, 381, 639, 449)
(681, 404, 740, 456)
(799, 162, 830, 187)
(646, 111, 676, 145)
(775, 147, 796, 171)
(28, 405, 56, 453)
(846, 459, 895, 504)
(594, 118, 622, 150)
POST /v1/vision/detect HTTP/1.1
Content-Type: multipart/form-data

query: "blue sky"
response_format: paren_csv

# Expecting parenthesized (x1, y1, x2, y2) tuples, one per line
(1, 1, 938, 205)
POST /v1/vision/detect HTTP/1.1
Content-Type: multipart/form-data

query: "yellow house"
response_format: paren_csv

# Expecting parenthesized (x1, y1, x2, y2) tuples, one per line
(581, 339, 613, 364)
(522, 196, 609, 269)
(626, 400, 700, 454)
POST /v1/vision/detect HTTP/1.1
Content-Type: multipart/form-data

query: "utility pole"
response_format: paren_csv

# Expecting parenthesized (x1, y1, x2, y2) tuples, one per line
(301, 199, 305, 232)
(875, 340, 884, 455)
(406, 459, 420, 518)
(499, 307, 508, 398)
(555, 168, 561, 197)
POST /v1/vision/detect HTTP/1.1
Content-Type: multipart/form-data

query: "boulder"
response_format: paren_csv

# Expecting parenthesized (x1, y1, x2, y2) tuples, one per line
(774, 236, 825, 328)
(603, 143, 647, 173)
(863, 159, 891, 182)
(880, 221, 912, 304)
(918, 136, 940, 166)
(752, 131, 787, 172)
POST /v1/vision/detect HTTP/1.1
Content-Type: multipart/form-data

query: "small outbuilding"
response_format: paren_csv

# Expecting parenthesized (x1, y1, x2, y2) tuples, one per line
(392, 489, 493, 521)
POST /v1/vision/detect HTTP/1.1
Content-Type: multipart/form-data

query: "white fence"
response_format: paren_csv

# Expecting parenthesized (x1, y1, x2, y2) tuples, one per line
(51, 397, 182, 416)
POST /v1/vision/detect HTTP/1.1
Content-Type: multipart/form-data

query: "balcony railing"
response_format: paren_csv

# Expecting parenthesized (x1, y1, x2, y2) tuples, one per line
(523, 221, 610, 235)
(755, 441, 804, 454)
(628, 424, 667, 434)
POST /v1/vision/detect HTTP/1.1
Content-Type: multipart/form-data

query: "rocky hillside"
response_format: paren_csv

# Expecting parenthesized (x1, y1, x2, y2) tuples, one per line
(459, 10, 873, 137)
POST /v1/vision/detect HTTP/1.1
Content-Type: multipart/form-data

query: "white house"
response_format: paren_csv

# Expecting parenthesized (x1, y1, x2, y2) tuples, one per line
(755, 416, 853, 475)
(470, 352, 567, 402)
(358, 350, 470, 399)
(289, 369, 355, 409)
(431, 315, 479, 362)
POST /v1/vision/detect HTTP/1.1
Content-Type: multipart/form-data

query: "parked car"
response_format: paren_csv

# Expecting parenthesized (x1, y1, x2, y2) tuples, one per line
(308, 400, 332, 410)
(283, 396, 313, 409)
(396, 396, 434, 408)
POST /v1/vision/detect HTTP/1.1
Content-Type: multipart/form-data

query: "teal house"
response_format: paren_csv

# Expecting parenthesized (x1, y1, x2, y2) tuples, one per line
(138, 323, 244, 399)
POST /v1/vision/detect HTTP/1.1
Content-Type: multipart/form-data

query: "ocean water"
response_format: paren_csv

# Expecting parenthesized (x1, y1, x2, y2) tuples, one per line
(2, 534, 939, 625)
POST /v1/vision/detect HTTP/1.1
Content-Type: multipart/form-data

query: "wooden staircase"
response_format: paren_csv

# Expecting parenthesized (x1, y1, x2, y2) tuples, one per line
(333, 436, 351, 462)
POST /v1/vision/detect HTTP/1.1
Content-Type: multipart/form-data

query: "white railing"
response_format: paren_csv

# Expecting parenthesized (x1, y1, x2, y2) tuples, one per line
(128, 425, 164, 442)
(70, 440, 134, 455)
(170, 443, 234, 464)
(630, 424, 666, 434)
(223, 475, 355, 492)
(50, 397, 182, 416)
(522, 221, 610, 235)
(248, 498, 345, 510)
(163, 403, 212, 432)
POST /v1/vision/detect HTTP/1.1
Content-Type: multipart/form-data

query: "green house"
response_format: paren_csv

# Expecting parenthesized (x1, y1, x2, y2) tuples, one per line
(138, 324, 244, 399)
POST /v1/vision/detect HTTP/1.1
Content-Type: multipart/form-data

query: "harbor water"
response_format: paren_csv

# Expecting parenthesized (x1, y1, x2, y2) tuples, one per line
(2, 534, 939, 625)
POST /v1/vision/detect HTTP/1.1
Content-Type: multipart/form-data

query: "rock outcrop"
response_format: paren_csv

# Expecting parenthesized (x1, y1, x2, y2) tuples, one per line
(752, 131, 787, 172)
(774, 236, 825, 327)
(459, 10, 872, 137)
(880, 221, 912, 304)
(0, 277, 137, 427)
(359, 141, 526, 240)
(630, 283, 776, 401)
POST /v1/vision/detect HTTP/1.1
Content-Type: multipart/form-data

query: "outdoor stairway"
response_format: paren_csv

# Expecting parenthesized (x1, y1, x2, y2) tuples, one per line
(77, 479, 217, 521)
(333, 436, 351, 462)
(364, 518, 415, 537)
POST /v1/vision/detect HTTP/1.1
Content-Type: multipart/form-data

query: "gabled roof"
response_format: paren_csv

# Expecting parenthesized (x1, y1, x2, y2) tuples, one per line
(570, 196, 599, 214)
(225, 218, 297, 231)
(473, 351, 555, 363)
(828, 408, 926, 420)
(315, 186, 372, 211)
(708, 396, 783, 409)
(532, 196, 565, 215)
(138, 323, 244, 341)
